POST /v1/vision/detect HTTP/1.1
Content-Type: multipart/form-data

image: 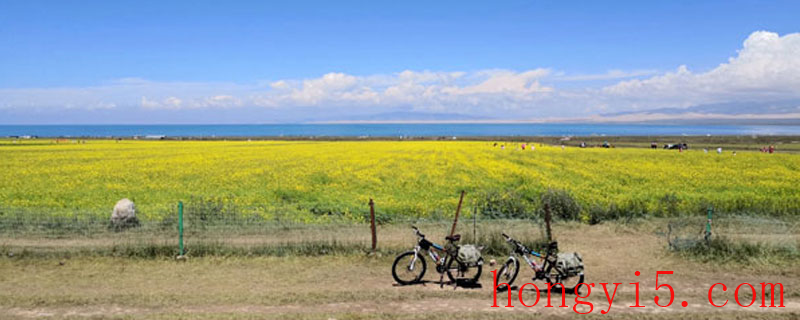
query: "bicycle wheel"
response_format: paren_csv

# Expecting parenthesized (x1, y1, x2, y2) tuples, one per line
(561, 273, 586, 295)
(496, 257, 519, 289)
(446, 257, 482, 284)
(392, 251, 427, 285)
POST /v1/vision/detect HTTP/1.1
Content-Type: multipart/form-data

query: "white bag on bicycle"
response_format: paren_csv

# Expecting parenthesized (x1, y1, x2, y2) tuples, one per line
(457, 245, 483, 267)
(556, 252, 584, 277)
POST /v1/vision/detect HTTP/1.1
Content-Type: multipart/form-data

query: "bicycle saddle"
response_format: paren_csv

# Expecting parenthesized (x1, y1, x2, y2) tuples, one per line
(445, 234, 461, 242)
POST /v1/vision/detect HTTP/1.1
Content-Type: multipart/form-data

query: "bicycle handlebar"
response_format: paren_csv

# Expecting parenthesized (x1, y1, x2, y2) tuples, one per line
(502, 232, 547, 258)
(411, 226, 424, 238)
(502, 233, 531, 253)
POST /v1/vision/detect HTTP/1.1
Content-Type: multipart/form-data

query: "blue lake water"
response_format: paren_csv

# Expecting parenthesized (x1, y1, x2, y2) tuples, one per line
(2, 124, 800, 137)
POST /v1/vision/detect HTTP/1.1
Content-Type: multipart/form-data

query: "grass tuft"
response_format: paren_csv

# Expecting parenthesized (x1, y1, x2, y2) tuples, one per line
(672, 236, 799, 265)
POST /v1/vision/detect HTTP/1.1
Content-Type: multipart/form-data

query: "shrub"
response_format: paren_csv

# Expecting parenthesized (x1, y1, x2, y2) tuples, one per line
(588, 199, 649, 225)
(658, 193, 681, 216)
(587, 205, 610, 225)
(475, 190, 534, 219)
(539, 189, 581, 221)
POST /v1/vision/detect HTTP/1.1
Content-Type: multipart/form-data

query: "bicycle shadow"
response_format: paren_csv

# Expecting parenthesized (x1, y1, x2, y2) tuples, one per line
(495, 284, 579, 295)
(392, 279, 483, 289)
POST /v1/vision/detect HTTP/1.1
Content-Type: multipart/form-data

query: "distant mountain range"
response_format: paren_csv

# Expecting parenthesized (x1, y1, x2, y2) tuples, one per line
(319, 100, 800, 124)
(316, 111, 490, 123)
(590, 100, 800, 125)
(602, 100, 800, 117)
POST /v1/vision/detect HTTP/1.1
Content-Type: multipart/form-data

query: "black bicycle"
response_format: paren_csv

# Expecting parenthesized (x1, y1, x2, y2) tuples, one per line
(391, 226, 482, 285)
(497, 233, 585, 294)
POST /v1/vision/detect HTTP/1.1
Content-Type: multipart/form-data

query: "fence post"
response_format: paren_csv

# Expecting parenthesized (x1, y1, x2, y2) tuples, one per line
(472, 206, 477, 241)
(544, 203, 552, 241)
(704, 206, 713, 245)
(178, 201, 185, 256)
(369, 198, 376, 253)
(449, 190, 466, 237)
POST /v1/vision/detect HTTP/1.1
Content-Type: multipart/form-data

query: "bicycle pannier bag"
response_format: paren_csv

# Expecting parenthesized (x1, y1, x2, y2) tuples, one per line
(556, 252, 584, 277)
(457, 245, 483, 267)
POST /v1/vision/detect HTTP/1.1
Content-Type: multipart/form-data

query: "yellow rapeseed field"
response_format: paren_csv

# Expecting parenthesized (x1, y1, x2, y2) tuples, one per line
(1, 139, 798, 221)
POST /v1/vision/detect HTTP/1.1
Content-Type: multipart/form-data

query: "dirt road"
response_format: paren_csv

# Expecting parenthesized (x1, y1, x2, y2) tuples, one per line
(1, 223, 798, 319)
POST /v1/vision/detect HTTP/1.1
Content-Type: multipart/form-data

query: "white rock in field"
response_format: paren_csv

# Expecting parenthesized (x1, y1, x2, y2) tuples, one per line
(110, 198, 139, 229)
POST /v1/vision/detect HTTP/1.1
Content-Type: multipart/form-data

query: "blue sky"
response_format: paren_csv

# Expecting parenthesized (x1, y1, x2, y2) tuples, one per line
(1, 0, 799, 123)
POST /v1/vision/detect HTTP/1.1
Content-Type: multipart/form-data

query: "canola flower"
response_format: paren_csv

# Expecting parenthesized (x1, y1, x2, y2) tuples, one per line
(0, 139, 798, 222)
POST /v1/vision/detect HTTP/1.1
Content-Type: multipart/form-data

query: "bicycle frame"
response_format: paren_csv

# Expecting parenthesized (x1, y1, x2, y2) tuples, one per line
(407, 226, 465, 276)
(506, 245, 544, 275)
(499, 234, 584, 294)
(502, 234, 561, 282)
(395, 226, 483, 288)
(410, 243, 443, 268)
(518, 251, 542, 272)
(406, 227, 448, 272)
(411, 238, 447, 267)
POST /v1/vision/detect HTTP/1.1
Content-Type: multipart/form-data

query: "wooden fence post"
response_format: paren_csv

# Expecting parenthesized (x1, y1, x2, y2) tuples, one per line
(544, 203, 552, 241)
(472, 206, 477, 241)
(442, 190, 466, 288)
(449, 190, 466, 237)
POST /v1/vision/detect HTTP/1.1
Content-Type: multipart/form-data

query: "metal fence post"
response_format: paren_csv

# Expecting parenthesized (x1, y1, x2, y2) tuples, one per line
(179, 201, 185, 256)
(704, 206, 713, 245)
(369, 199, 376, 253)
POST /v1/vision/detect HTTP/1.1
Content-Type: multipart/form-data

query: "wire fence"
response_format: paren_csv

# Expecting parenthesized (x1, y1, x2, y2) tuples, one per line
(0, 200, 553, 259)
(666, 210, 799, 253)
(2, 202, 797, 259)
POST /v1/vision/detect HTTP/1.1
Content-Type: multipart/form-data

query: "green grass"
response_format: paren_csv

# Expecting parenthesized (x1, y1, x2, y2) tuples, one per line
(672, 236, 800, 265)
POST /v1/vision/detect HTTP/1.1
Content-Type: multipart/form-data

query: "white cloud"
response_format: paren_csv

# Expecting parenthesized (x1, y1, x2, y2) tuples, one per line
(200, 95, 242, 108)
(267, 72, 376, 106)
(602, 31, 800, 109)
(441, 69, 551, 95)
(140, 96, 183, 109)
(140, 96, 159, 109)
(142, 95, 243, 109)
(2, 30, 800, 121)
(555, 69, 659, 81)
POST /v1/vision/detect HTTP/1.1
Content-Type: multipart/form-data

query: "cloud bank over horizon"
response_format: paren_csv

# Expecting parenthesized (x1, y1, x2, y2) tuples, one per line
(2, 31, 800, 124)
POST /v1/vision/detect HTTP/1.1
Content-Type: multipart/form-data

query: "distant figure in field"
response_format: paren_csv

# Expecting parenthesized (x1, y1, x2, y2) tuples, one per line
(580, 142, 587, 148)
(769, 145, 775, 153)
(521, 143, 526, 150)
(703, 148, 708, 153)
(717, 147, 723, 154)
(664, 143, 687, 150)
(651, 142, 658, 149)
(602, 141, 610, 148)
(493, 142, 498, 147)
(501, 145, 505, 150)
